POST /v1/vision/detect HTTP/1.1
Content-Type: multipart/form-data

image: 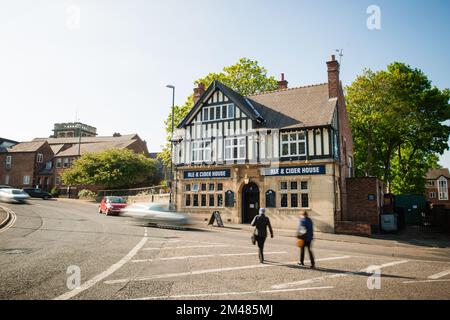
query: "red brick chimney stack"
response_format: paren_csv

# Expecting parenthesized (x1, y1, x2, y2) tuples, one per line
(327, 54, 340, 99)
(278, 73, 288, 90)
(193, 83, 206, 104)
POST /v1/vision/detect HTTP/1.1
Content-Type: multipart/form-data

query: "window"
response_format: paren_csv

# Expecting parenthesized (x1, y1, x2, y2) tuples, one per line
(192, 141, 211, 162)
(217, 183, 223, 191)
(217, 194, 223, 207)
(427, 180, 435, 187)
(5, 175, 10, 185)
(192, 183, 199, 192)
(290, 181, 298, 191)
(203, 108, 209, 121)
(45, 161, 52, 170)
(301, 194, 309, 208)
(281, 194, 288, 208)
(63, 158, 70, 168)
(438, 177, 448, 201)
(280, 182, 288, 192)
(300, 181, 309, 208)
(208, 183, 215, 192)
(225, 190, 235, 207)
(6, 156, 11, 169)
(348, 156, 354, 177)
(185, 184, 191, 192)
(265, 190, 276, 208)
(291, 194, 299, 208)
(301, 181, 308, 190)
(201, 194, 207, 207)
(227, 104, 234, 118)
(193, 194, 199, 207)
(56, 158, 62, 168)
(185, 194, 191, 206)
(281, 131, 307, 157)
(202, 104, 234, 122)
(201, 183, 207, 191)
(209, 194, 215, 207)
(36, 153, 43, 163)
(23, 175, 30, 185)
(225, 137, 246, 160)
(55, 176, 61, 185)
(429, 192, 436, 199)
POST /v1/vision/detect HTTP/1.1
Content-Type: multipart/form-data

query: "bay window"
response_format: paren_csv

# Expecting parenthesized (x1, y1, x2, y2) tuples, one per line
(225, 137, 245, 160)
(192, 141, 211, 162)
(281, 131, 307, 157)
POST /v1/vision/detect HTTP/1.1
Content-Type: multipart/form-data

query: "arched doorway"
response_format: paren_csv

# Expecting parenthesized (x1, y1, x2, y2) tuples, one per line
(242, 182, 260, 224)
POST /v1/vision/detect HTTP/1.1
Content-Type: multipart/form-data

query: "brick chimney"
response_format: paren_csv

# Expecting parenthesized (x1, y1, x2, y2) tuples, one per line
(327, 55, 340, 99)
(278, 73, 288, 90)
(193, 83, 206, 104)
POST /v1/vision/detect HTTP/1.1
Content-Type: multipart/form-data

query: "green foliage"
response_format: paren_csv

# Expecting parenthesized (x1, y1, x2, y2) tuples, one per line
(50, 187, 60, 198)
(346, 62, 450, 194)
(158, 58, 278, 166)
(78, 189, 97, 200)
(62, 149, 158, 189)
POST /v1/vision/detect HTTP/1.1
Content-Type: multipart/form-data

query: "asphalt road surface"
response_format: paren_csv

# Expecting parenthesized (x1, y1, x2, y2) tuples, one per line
(1, 199, 450, 300)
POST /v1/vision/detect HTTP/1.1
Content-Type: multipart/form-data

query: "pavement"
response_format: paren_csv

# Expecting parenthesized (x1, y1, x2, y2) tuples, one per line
(0, 198, 449, 300)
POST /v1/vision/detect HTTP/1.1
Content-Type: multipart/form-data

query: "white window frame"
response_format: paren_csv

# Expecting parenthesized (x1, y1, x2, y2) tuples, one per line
(55, 176, 61, 186)
(23, 175, 30, 185)
(6, 155, 11, 169)
(45, 161, 52, 170)
(224, 137, 246, 160)
(202, 103, 234, 122)
(191, 141, 211, 163)
(37, 153, 43, 163)
(281, 131, 307, 157)
(429, 192, 436, 199)
(438, 177, 448, 200)
(56, 158, 62, 168)
(5, 175, 10, 185)
(63, 157, 70, 168)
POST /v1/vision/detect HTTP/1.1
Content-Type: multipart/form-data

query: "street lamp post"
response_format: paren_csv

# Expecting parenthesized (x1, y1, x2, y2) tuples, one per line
(166, 85, 175, 205)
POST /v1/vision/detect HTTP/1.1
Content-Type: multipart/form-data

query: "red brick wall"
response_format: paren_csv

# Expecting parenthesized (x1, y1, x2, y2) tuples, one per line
(346, 177, 383, 228)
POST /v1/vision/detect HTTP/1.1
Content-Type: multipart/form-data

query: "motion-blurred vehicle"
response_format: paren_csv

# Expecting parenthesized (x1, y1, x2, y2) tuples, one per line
(0, 188, 30, 203)
(120, 203, 191, 228)
(98, 196, 127, 216)
(22, 188, 52, 200)
(0, 185, 13, 189)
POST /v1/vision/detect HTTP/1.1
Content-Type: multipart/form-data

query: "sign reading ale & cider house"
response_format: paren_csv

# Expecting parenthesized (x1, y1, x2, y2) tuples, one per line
(184, 169, 231, 180)
(261, 165, 326, 177)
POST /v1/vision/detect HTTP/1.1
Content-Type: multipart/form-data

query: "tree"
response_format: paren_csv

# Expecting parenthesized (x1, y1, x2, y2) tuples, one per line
(158, 58, 279, 167)
(346, 62, 450, 194)
(62, 149, 159, 189)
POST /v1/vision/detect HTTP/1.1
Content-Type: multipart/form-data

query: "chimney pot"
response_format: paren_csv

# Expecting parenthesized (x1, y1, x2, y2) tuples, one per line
(327, 55, 340, 98)
(278, 73, 288, 90)
(193, 83, 206, 104)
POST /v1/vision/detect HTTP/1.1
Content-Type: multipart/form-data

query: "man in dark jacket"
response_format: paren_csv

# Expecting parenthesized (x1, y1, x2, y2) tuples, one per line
(298, 211, 315, 268)
(251, 208, 273, 263)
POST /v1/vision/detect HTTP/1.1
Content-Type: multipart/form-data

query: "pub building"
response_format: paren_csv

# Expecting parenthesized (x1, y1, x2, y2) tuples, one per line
(172, 55, 354, 232)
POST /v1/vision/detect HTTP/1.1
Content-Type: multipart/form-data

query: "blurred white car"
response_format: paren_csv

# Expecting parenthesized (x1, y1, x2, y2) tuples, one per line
(120, 203, 191, 228)
(0, 188, 30, 203)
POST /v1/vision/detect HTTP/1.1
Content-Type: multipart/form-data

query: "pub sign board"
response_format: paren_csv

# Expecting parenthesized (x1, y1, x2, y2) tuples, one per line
(184, 169, 231, 180)
(260, 165, 326, 177)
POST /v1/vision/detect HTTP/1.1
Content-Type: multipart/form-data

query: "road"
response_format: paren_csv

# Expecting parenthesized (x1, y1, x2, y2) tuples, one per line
(0, 199, 450, 300)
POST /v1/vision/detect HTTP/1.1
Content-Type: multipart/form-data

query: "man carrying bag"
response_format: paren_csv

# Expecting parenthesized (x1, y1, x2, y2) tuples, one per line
(297, 210, 315, 268)
(251, 208, 273, 263)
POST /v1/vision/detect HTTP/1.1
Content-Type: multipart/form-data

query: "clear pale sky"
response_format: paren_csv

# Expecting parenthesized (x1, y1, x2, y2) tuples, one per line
(1, 0, 449, 167)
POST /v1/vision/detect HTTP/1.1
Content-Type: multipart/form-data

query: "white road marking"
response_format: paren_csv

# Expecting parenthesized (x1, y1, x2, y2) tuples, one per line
(104, 256, 351, 285)
(0, 206, 17, 233)
(54, 227, 149, 300)
(132, 251, 288, 263)
(133, 286, 335, 300)
(403, 279, 450, 284)
(143, 244, 231, 251)
(272, 259, 409, 289)
(428, 269, 450, 280)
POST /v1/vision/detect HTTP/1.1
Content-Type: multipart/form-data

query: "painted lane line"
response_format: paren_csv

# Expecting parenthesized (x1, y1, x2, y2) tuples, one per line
(143, 245, 231, 251)
(54, 227, 149, 300)
(133, 286, 335, 300)
(0, 206, 17, 233)
(104, 256, 350, 285)
(272, 259, 409, 289)
(403, 279, 450, 284)
(428, 269, 450, 280)
(132, 251, 288, 263)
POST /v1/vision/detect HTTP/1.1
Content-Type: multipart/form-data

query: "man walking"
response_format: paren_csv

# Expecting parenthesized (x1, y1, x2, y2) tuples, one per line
(251, 208, 273, 263)
(297, 211, 315, 268)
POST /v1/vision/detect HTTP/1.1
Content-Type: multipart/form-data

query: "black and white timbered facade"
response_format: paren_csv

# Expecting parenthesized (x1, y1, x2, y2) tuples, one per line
(173, 56, 354, 232)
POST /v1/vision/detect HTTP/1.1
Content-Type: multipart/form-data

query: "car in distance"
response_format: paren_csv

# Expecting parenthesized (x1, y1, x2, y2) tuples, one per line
(98, 196, 127, 216)
(0, 188, 30, 203)
(120, 203, 191, 228)
(22, 188, 52, 200)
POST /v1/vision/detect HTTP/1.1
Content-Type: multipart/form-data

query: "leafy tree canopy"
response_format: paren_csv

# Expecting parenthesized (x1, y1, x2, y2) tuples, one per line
(62, 149, 158, 189)
(346, 62, 450, 194)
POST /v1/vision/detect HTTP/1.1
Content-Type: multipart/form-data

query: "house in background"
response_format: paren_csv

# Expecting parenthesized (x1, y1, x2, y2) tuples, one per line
(426, 168, 450, 208)
(0, 137, 18, 152)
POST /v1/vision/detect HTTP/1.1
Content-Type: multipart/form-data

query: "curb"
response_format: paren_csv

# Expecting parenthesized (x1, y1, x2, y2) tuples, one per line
(0, 206, 12, 230)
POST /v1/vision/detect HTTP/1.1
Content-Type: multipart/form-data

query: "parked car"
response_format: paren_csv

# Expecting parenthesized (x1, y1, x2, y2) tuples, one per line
(98, 196, 127, 216)
(0, 185, 13, 189)
(0, 188, 30, 203)
(22, 188, 52, 200)
(120, 203, 191, 228)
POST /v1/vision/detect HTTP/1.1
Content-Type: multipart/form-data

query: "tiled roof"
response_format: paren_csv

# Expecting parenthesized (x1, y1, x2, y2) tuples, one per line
(7, 141, 47, 152)
(33, 134, 138, 145)
(55, 140, 136, 157)
(248, 83, 337, 129)
(426, 168, 450, 180)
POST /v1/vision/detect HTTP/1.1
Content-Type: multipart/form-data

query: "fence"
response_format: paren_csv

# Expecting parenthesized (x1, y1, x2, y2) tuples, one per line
(97, 185, 169, 198)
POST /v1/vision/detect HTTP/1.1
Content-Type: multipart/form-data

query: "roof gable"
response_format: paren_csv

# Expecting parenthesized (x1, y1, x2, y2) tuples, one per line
(177, 81, 264, 128)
